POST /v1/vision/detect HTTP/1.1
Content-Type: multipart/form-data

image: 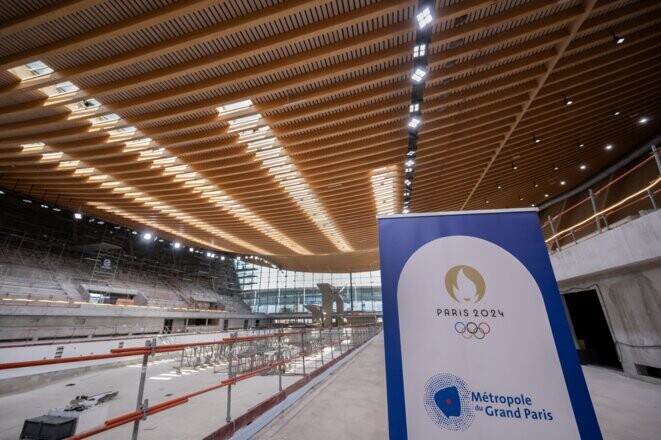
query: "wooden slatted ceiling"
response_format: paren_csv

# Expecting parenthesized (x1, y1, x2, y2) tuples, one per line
(0, 0, 659, 272)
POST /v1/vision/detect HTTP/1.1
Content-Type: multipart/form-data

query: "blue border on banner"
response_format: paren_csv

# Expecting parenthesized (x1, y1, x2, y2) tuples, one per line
(377, 210, 602, 440)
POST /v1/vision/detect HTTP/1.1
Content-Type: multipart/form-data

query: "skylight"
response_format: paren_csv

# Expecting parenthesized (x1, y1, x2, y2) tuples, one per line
(217, 99, 253, 114)
(25, 60, 54, 76)
(90, 113, 120, 124)
(67, 98, 101, 112)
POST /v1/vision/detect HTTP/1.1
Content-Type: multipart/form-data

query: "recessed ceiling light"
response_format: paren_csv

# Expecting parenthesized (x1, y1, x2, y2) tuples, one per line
(496, 183, 502, 190)
(533, 135, 540, 144)
(612, 32, 625, 44)
(577, 141, 584, 148)
(563, 94, 573, 106)
(580, 164, 587, 170)
(605, 144, 613, 150)
(638, 116, 649, 124)
(553, 164, 559, 171)
(143, 233, 152, 240)
(560, 181, 566, 186)
(544, 194, 549, 198)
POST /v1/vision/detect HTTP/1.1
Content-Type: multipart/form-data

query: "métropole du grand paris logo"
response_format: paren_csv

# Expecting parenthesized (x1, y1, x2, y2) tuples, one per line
(424, 373, 475, 431)
(441, 265, 501, 340)
(424, 373, 556, 431)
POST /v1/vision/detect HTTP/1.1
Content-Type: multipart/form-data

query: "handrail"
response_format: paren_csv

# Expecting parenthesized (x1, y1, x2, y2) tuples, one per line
(541, 148, 660, 251)
(545, 177, 660, 244)
(542, 154, 656, 227)
(52, 324, 380, 440)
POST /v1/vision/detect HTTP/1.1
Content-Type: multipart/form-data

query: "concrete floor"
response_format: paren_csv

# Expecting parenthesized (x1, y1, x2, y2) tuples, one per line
(0, 347, 338, 440)
(1, 335, 659, 440)
(255, 334, 661, 440)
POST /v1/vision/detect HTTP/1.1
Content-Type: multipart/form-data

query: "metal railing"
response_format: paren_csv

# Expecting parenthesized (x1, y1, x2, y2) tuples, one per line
(0, 323, 382, 440)
(542, 147, 660, 252)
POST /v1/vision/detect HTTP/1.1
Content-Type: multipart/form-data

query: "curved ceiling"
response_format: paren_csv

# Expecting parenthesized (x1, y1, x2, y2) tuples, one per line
(0, 0, 659, 272)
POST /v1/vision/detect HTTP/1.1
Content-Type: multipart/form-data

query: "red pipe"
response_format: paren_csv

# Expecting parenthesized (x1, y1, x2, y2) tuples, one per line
(66, 325, 380, 439)
(0, 352, 143, 370)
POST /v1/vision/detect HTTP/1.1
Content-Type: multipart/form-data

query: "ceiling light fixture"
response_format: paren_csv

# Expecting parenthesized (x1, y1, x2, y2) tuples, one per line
(605, 144, 613, 150)
(611, 32, 625, 45)
(411, 68, 427, 83)
(562, 94, 573, 106)
(580, 164, 587, 170)
(142, 233, 152, 240)
(74, 212, 82, 220)
(577, 140, 584, 148)
(416, 7, 433, 29)
(553, 164, 559, 171)
(413, 44, 426, 58)
(560, 181, 566, 186)
(533, 134, 541, 144)
(638, 116, 649, 125)
(408, 117, 421, 129)
(511, 162, 518, 171)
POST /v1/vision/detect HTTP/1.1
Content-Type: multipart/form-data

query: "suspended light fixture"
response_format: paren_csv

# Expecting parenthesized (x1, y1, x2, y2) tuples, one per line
(416, 7, 433, 29)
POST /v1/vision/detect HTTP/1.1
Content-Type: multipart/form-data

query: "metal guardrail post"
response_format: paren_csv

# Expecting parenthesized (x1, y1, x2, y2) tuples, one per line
(318, 329, 324, 367)
(225, 332, 236, 423)
(132, 338, 155, 440)
(301, 331, 306, 376)
(652, 144, 661, 175)
(329, 328, 334, 360)
(647, 189, 657, 210)
(338, 327, 344, 355)
(588, 189, 602, 234)
(547, 216, 561, 251)
(277, 334, 283, 392)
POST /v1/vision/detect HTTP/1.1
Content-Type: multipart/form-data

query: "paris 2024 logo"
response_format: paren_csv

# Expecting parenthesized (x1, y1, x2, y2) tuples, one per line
(441, 265, 499, 340)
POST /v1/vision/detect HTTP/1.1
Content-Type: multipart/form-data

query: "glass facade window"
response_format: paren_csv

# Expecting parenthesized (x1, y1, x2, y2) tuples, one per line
(237, 262, 382, 314)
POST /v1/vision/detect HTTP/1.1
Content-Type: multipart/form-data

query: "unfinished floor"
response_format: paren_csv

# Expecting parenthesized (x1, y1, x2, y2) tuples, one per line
(254, 333, 661, 440)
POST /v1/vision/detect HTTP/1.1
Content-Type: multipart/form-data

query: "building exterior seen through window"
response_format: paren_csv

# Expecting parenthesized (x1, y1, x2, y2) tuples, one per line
(236, 261, 382, 314)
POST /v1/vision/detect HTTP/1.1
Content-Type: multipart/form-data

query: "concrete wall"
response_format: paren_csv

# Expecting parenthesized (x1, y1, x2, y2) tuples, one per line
(0, 301, 265, 341)
(551, 210, 661, 379)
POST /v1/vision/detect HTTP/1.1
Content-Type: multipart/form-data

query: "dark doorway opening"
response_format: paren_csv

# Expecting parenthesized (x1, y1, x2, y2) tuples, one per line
(564, 290, 621, 370)
(163, 319, 173, 334)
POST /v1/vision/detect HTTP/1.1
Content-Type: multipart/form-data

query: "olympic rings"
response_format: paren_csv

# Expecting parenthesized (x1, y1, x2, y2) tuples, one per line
(454, 321, 491, 340)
